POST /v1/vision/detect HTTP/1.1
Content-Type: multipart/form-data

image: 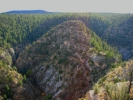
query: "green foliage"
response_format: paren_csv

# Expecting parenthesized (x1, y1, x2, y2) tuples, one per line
(3, 94, 7, 100)
(93, 84, 99, 94)
(23, 74, 27, 82)
(12, 66, 17, 71)
(90, 30, 121, 61)
(0, 60, 23, 100)
(0, 13, 132, 50)
(5, 84, 12, 98)
(109, 63, 122, 72)
(59, 70, 63, 74)
(110, 63, 118, 69)
(121, 61, 126, 67)
(18, 80, 23, 86)
(0, 79, 2, 83)
(0, 60, 23, 84)
(0, 14, 52, 48)
(113, 78, 119, 83)
(98, 76, 106, 84)
(1, 13, 132, 100)
(26, 70, 32, 77)
(105, 83, 129, 100)
(5, 84, 10, 91)
(53, 55, 57, 59)
(43, 94, 52, 100)
(58, 57, 67, 64)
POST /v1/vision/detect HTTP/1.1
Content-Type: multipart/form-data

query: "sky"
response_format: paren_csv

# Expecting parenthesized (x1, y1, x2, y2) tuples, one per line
(0, 0, 133, 13)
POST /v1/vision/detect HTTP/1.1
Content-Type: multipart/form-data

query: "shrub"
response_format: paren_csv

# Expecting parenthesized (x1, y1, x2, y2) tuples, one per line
(93, 84, 99, 94)
(105, 83, 129, 100)
(58, 57, 67, 64)
(44, 94, 52, 100)
(12, 66, 17, 71)
(18, 80, 23, 86)
(59, 70, 63, 74)
(6, 84, 10, 91)
(54, 55, 57, 59)
(23, 74, 27, 82)
(111, 63, 117, 69)
(3, 94, 7, 100)
(98, 76, 106, 84)
(0, 80, 2, 84)
(113, 77, 119, 83)
(26, 70, 32, 77)
(6, 85, 12, 98)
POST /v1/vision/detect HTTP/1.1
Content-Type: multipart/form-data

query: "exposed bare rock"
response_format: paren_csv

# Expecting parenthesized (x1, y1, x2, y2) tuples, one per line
(90, 53, 105, 65)
(13, 84, 35, 100)
(16, 20, 118, 100)
(0, 48, 12, 65)
(8, 48, 16, 63)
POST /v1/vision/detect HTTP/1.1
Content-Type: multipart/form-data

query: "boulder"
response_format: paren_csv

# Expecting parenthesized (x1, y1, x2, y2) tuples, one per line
(90, 53, 105, 64)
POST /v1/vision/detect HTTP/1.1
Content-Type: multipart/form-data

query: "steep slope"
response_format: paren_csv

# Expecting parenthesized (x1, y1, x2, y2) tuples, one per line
(104, 16, 133, 60)
(16, 20, 120, 100)
(0, 48, 44, 100)
(0, 60, 43, 100)
(105, 16, 133, 47)
(0, 13, 132, 60)
(0, 59, 23, 99)
(79, 60, 133, 100)
(0, 48, 13, 65)
(0, 13, 127, 48)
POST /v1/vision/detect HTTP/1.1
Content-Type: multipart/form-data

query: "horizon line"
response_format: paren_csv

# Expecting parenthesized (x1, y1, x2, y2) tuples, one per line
(0, 10, 132, 14)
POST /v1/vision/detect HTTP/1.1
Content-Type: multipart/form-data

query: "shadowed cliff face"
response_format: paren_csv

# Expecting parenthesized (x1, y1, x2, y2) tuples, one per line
(16, 20, 117, 100)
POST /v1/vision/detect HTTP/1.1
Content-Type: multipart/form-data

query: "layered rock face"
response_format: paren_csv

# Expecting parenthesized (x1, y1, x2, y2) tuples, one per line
(16, 20, 116, 100)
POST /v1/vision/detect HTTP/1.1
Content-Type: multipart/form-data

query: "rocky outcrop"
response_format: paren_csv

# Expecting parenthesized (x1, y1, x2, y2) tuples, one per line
(90, 53, 105, 65)
(0, 58, 24, 100)
(0, 60, 42, 100)
(8, 48, 16, 63)
(0, 47, 17, 66)
(16, 20, 118, 100)
(14, 44, 26, 59)
(0, 48, 12, 65)
(12, 83, 40, 100)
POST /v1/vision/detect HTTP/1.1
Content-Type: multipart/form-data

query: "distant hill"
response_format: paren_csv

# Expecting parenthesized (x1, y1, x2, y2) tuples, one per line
(4, 10, 57, 14)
